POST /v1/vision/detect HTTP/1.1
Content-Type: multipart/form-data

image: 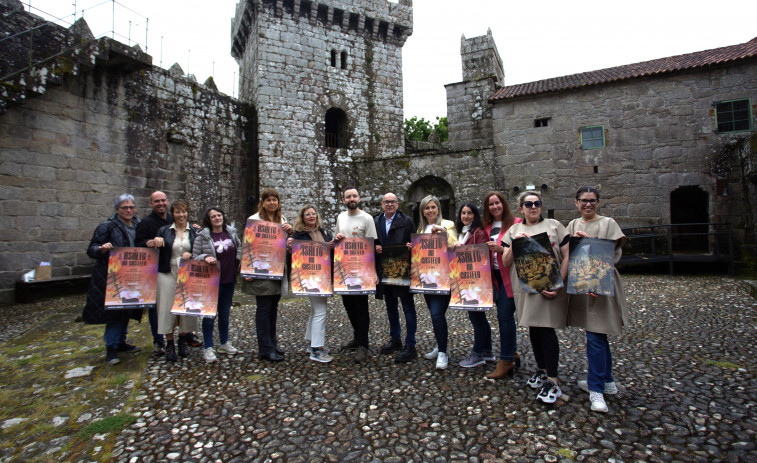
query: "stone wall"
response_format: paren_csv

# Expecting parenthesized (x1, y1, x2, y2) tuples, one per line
(0, 7, 250, 303)
(232, 0, 412, 225)
(491, 62, 757, 231)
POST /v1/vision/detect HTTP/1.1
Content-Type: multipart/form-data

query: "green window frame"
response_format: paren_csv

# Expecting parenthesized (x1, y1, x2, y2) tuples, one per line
(580, 125, 605, 149)
(715, 98, 753, 133)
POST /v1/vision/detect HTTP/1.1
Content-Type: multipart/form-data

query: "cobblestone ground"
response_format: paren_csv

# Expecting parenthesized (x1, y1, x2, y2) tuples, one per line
(1, 275, 755, 462)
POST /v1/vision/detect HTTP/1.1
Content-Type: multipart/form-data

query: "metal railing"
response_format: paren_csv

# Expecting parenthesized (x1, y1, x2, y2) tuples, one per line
(619, 222, 734, 275)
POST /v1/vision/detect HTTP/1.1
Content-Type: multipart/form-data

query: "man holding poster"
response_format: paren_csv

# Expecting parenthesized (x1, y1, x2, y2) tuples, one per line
(334, 187, 378, 363)
(374, 192, 418, 363)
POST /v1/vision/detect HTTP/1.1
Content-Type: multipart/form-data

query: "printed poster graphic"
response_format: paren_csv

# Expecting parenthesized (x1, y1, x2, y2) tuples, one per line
(567, 237, 616, 296)
(171, 259, 220, 318)
(241, 219, 287, 280)
(105, 247, 158, 309)
(511, 232, 564, 293)
(290, 240, 333, 296)
(333, 238, 377, 295)
(449, 244, 493, 311)
(380, 244, 411, 286)
(410, 233, 451, 295)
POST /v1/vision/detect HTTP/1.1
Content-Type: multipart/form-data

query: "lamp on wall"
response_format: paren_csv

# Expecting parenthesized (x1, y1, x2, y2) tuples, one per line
(513, 186, 520, 193)
(541, 184, 548, 190)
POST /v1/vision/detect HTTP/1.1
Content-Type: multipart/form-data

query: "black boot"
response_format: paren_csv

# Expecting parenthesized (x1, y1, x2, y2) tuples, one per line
(165, 340, 177, 362)
(178, 334, 189, 358)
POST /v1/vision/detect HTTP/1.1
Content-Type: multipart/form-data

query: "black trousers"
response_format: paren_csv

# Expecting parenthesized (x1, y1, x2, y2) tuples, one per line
(256, 295, 281, 354)
(342, 295, 370, 348)
(529, 326, 559, 378)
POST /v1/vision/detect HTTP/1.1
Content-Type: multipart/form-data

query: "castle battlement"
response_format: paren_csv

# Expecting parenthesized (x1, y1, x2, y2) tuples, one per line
(232, 0, 413, 60)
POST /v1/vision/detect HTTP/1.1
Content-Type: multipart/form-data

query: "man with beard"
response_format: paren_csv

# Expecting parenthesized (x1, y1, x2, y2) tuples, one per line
(333, 187, 378, 363)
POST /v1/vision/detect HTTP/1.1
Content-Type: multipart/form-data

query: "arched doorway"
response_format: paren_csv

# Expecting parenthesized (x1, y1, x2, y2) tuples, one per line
(325, 108, 348, 148)
(670, 186, 709, 252)
(407, 176, 456, 226)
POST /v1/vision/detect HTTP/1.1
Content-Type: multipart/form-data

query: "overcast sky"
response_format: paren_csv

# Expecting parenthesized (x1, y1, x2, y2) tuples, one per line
(26, 0, 757, 121)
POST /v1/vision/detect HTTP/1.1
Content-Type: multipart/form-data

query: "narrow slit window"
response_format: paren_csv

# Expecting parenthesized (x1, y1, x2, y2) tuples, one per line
(340, 51, 347, 70)
(534, 118, 550, 128)
(330, 49, 336, 67)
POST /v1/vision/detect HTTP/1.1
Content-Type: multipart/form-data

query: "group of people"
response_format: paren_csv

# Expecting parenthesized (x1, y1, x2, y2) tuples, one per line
(83, 185, 628, 413)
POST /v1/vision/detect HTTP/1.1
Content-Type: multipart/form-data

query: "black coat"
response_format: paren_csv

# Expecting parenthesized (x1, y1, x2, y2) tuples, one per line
(135, 211, 172, 247)
(155, 225, 197, 273)
(373, 211, 415, 299)
(82, 214, 144, 325)
(292, 228, 333, 243)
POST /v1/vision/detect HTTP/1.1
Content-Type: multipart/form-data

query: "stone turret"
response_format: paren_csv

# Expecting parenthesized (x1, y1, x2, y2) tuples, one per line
(231, 0, 413, 221)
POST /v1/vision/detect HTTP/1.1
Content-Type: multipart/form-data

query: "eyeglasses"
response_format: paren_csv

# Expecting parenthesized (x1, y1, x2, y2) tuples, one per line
(382, 200, 397, 204)
(578, 199, 598, 205)
(522, 201, 542, 209)
(119, 206, 136, 210)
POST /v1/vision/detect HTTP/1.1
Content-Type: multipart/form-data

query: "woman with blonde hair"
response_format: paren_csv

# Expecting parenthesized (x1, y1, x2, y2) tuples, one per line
(245, 189, 293, 362)
(501, 190, 569, 404)
(290, 204, 334, 362)
(415, 195, 458, 370)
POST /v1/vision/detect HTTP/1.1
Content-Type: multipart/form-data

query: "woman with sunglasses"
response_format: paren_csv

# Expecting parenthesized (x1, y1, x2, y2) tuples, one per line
(566, 186, 628, 413)
(501, 191, 569, 404)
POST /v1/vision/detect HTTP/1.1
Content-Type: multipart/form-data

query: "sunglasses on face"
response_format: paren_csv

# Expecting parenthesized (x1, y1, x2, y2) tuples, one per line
(522, 201, 542, 209)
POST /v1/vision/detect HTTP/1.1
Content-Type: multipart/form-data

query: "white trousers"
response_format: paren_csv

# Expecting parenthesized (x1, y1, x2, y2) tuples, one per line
(305, 296, 328, 348)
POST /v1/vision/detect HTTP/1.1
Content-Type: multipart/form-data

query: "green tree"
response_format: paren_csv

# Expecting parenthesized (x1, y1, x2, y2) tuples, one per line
(404, 116, 449, 142)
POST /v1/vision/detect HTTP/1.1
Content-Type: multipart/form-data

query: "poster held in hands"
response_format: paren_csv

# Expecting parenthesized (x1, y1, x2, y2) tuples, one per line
(567, 237, 616, 296)
(241, 219, 287, 280)
(410, 233, 450, 294)
(380, 244, 411, 286)
(511, 232, 564, 293)
(105, 247, 158, 309)
(449, 244, 493, 311)
(333, 238, 377, 295)
(171, 259, 220, 317)
(290, 240, 333, 296)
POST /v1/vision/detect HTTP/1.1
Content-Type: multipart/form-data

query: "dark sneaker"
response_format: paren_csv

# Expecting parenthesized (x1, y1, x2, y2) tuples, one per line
(153, 342, 166, 356)
(105, 347, 120, 365)
(482, 350, 496, 362)
(379, 338, 402, 355)
(186, 333, 203, 347)
(394, 345, 417, 363)
(527, 371, 548, 389)
(352, 346, 369, 363)
(340, 339, 361, 351)
(459, 352, 486, 368)
(117, 342, 142, 354)
(536, 380, 562, 404)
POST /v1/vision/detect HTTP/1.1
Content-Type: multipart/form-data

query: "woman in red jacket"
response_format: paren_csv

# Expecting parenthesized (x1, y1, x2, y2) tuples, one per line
(482, 191, 522, 379)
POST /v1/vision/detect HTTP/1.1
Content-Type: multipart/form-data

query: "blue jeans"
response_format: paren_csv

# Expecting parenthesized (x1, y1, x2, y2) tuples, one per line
(148, 307, 164, 345)
(203, 281, 235, 348)
(103, 321, 127, 348)
(467, 311, 491, 355)
(586, 331, 614, 392)
(384, 285, 417, 347)
(424, 294, 450, 353)
(494, 270, 517, 361)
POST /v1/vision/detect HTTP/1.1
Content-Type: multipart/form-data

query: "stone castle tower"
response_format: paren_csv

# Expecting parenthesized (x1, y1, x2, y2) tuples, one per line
(231, 0, 413, 221)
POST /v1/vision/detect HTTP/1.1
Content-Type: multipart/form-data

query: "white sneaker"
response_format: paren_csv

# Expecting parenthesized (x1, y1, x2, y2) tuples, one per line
(590, 391, 609, 413)
(217, 342, 238, 355)
(435, 352, 448, 370)
(204, 347, 217, 363)
(424, 347, 439, 360)
(578, 380, 618, 395)
(536, 380, 562, 404)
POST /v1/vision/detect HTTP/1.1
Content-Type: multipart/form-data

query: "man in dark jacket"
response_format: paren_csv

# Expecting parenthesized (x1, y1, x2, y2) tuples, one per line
(135, 191, 172, 354)
(374, 192, 418, 363)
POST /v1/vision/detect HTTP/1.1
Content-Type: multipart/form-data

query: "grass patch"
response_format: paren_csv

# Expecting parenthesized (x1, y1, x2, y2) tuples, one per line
(556, 448, 576, 459)
(77, 414, 138, 440)
(245, 374, 265, 382)
(14, 355, 40, 367)
(704, 359, 741, 369)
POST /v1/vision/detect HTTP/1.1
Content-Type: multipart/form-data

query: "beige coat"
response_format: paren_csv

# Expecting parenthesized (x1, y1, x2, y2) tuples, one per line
(503, 219, 569, 329)
(566, 216, 629, 336)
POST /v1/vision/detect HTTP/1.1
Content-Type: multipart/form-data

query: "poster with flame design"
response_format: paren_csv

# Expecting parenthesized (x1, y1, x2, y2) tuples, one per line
(333, 238, 377, 295)
(241, 219, 287, 280)
(410, 233, 450, 294)
(290, 240, 333, 296)
(105, 247, 158, 309)
(170, 259, 220, 318)
(449, 244, 493, 311)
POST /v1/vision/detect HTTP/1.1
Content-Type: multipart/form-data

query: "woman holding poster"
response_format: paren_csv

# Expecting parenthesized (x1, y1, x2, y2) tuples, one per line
(416, 195, 458, 370)
(192, 207, 242, 363)
(501, 191, 569, 404)
(291, 205, 334, 363)
(82, 193, 143, 366)
(482, 191, 522, 380)
(246, 189, 293, 362)
(452, 202, 492, 369)
(152, 200, 198, 362)
(566, 186, 628, 413)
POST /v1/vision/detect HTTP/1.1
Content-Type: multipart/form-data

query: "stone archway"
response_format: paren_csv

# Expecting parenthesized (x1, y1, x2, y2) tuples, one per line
(407, 176, 456, 226)
(670, 185, 709, 252)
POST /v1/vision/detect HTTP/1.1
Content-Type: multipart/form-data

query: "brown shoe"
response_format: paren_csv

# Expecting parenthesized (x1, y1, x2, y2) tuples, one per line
(486, 360, 514, 379)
